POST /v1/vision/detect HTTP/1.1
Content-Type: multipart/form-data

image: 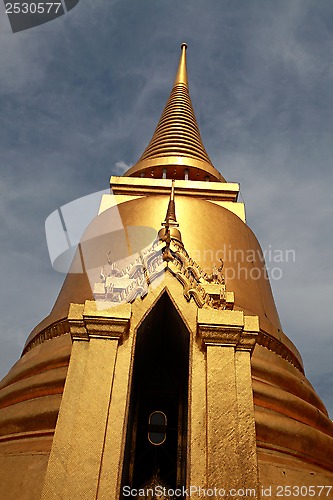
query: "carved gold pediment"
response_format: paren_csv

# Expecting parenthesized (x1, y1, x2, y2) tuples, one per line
(94, 237, 233, 311)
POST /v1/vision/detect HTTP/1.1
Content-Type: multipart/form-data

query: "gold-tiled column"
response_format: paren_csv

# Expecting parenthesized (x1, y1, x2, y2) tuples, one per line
(188, 339, 208, 493)
(96, 324, 135, 498)
(41, 301, 130, 500)
(235, 317, 260, 493)
(198, 310, 260, 499)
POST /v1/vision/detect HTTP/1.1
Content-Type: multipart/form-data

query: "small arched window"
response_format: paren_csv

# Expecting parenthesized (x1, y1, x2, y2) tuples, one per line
(148, 411, 167, 445)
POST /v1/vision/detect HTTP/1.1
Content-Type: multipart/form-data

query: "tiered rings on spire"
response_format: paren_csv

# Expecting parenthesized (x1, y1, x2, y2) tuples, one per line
(124, 44, 225, 182)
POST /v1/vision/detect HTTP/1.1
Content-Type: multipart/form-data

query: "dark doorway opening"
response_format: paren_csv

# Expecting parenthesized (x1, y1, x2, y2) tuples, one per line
(121, 293, 189, 496)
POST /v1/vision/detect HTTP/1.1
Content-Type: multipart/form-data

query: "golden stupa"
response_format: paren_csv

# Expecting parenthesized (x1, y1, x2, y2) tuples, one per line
(1, 44, 333, 500)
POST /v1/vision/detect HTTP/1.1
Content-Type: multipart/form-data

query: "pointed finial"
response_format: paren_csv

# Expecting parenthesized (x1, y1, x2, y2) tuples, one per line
(158, 181, 183, 247)
(173, 43, 188, 87)
(163, 180, 177, 226)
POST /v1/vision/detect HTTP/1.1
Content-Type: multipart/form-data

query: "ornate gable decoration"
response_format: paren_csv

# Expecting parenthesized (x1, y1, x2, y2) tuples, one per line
(94, 183, 234, 310)
(94, 237, 233, 310)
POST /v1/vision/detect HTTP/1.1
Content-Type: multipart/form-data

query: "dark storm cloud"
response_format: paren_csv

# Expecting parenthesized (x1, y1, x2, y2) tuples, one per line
(0, 0, 332, 415)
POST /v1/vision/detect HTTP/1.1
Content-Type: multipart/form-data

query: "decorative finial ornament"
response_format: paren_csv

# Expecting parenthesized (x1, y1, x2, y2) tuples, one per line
(163, 180, 178, 227)
(161, 181, 179, 262)
(158, 180, 183, 249)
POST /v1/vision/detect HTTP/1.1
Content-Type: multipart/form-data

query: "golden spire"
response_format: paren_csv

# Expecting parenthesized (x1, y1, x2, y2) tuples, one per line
(124, 44, 225, 182)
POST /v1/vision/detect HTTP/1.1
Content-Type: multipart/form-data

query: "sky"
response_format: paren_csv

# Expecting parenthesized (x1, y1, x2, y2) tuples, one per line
(0, 0, 332, 416)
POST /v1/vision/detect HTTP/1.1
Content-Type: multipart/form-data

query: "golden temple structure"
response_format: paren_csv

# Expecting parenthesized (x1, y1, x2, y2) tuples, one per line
(1, 44, 333, 499)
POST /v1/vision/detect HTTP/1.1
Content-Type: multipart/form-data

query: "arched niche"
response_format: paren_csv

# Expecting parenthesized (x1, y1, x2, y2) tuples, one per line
(122, 292, 190, 495)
